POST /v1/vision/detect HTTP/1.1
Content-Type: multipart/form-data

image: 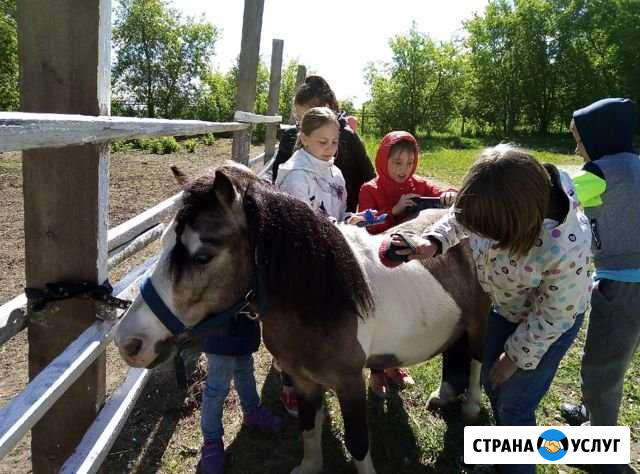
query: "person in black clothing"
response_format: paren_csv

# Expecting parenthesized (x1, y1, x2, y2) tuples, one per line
(272, 75, 375, 213)
(272, 76, 375, 418)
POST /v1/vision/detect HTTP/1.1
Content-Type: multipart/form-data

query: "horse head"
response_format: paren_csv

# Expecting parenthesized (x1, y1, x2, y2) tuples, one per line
(114, 162, 255, 368)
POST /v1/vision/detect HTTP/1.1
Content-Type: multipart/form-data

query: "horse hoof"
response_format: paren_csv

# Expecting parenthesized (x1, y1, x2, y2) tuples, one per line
(462, 401, 481, 422)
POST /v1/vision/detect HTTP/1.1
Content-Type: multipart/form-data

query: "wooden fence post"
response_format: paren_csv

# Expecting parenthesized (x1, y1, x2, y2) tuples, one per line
(232, 0, 265, 165)
(264, 39, 284, 163)
(289, 65, 307, 124)
(18, 0, 110, 472)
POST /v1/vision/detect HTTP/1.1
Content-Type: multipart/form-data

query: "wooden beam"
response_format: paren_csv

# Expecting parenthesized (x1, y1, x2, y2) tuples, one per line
(58, 368, 150, 474)
(233, 110, 282, 124)
(107, 192, 181, 252)
(265, 39, 284, 162)
(107, 223, 164, 268)
(0, 276, 141, 462)
(0, 294, 28, 346)
(290, 65, 307, 123)
(231, 0, 265, 165)
(0, 112, 249, 153)
(18, 0, 111, 471)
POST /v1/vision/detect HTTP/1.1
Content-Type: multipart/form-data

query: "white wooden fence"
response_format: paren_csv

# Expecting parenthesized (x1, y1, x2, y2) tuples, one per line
(0, 109, 281, 473)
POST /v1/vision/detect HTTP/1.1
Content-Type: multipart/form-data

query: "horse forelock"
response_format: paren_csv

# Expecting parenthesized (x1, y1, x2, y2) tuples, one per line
(243, 180, 374, 324)
(168, 166, 253, 283)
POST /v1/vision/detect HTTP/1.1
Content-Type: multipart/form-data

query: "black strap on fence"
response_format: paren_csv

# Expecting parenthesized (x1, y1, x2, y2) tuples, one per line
(25, 280, 132, 312)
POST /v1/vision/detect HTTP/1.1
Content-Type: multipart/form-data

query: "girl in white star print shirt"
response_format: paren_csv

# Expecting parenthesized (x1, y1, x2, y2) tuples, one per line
(390, 145, 591, 474)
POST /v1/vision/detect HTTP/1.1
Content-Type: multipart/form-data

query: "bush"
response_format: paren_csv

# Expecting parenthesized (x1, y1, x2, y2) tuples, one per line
(148, 136, 179, 154)
(201, 133, 215, 146)
(184, 138, 198, 153)
(110, 140, 131, 153)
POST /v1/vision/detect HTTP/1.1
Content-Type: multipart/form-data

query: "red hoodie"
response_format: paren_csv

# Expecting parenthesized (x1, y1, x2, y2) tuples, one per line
(357, 131, 454, 234)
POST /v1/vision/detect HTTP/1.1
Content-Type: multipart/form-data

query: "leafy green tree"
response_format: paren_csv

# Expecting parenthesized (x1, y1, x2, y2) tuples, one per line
(112, 0, 218, 118)
(0, 0, 18, 111)
(366, 24, 463, 135)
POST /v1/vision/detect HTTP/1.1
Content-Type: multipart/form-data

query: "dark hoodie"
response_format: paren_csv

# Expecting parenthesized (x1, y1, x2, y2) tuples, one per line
(357, 131, 453, 234)
(271, 112, 375, 212)
(572, 98, 640, 273)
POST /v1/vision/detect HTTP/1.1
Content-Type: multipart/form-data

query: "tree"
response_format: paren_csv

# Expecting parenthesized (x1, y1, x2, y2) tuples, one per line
(366, 24, 463, 136)
(278, 60, 300, 123)
(0, 0, 18, 111)
(112, 0, 218, 118)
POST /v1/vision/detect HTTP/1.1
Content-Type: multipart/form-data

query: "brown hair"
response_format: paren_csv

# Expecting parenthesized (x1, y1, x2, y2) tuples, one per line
(294, 75, 339, 112)
(453, 144, 551, 256)
(295, 106, 339, 149)
(389, 139, 417, 159)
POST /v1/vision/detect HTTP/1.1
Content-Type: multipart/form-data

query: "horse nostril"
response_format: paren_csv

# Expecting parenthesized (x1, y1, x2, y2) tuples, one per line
(123, 338, 143, 357)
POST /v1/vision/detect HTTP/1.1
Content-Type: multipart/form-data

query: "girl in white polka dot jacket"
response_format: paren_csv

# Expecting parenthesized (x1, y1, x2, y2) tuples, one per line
(389, 144, 591, 474)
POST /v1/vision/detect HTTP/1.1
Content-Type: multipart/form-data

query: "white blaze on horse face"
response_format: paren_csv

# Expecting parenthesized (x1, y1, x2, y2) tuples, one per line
(114, 221, 178, 368)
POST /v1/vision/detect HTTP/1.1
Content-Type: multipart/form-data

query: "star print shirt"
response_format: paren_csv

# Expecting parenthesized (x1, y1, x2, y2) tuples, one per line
(423, 171, 592, 370)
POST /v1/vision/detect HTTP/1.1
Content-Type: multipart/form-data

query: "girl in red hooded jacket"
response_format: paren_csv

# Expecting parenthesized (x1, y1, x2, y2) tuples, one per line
(358, 131, 457, 397)
(358, 131, 456, 236)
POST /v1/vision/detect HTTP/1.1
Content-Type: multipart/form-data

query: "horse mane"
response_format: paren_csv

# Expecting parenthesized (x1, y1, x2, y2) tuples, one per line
(241, 173, 374, 324)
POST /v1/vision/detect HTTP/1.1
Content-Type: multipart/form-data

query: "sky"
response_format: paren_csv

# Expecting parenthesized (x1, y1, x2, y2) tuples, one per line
(178, 0, 489, 107)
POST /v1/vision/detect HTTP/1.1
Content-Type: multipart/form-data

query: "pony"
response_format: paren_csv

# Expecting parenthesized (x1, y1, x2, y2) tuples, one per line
(114, 162, 490, 474)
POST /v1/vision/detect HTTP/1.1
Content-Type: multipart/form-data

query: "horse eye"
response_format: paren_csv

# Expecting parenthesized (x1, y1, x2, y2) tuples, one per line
(192, 253, 213, 266)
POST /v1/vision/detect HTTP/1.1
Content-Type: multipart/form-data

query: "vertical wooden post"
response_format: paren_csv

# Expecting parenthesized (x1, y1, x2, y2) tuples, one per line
(232, 0, 265, 165)
(361, 103, 366, 134)
(18, 1, 110, 472)
(264, 39, 284, 163)
(289, 65, 307, 124)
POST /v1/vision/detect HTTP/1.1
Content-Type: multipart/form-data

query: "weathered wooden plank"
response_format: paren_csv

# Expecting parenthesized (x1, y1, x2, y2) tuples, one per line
(107, 192, 181, 252)
(58, 367, 150, 474)
(107, 223, 164, 268)
(0, 278, 140, 461)
(0, 112, 250, 153)
(265, 39, 284, 162)
(0, 294, 28, 346)
(289, 65, 307, 123)
(233, 110, 282, 124)
(232, 0, 265, 165)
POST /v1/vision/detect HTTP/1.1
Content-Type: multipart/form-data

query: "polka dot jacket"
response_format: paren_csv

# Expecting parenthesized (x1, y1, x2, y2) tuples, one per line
(423, 171, 592, 370)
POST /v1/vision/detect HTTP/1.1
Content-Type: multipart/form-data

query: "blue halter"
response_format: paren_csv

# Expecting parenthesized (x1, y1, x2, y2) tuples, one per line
(139, 276, 258, 342)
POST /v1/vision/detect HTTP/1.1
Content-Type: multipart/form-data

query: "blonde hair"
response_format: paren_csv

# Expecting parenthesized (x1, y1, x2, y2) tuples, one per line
(295, 106, 339, 150)
(454, 144, 551, 256)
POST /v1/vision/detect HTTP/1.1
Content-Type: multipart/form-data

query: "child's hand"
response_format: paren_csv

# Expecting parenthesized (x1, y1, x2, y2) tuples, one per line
(440, 191, 456, 207)
(488, 352, 518, 388)
(391, 235, 438, 260)
(392, 194, 420, 216)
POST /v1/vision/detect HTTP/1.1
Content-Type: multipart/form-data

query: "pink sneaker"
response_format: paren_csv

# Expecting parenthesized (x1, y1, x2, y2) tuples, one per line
(370, 371, 389, 398)
(385, 368, 415, 387)
(280, 386, 299, 418)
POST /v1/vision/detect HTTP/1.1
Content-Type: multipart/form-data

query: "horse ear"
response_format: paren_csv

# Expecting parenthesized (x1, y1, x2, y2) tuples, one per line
(170, 165, 188, 186)
(213, 169, 238, 204)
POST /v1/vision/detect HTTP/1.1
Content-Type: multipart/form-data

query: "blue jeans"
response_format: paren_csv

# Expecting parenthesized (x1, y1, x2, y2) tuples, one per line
(201, 353, 260, 441)
(481, 309, 584, 474)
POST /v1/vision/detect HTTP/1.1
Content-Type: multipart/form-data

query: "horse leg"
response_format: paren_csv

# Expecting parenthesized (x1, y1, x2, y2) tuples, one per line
(461, 359, 482, 421)
(335, 373, 376, 474)
(291, 377, 324, 474)
(428, 333, 470, 410)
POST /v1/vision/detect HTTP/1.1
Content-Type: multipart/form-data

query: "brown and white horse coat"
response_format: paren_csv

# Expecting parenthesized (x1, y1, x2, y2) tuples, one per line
(114, 163, 489, 474)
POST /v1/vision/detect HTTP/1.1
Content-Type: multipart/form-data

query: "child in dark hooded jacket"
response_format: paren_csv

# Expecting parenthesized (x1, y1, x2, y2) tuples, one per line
(560, 98, 640, 438)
